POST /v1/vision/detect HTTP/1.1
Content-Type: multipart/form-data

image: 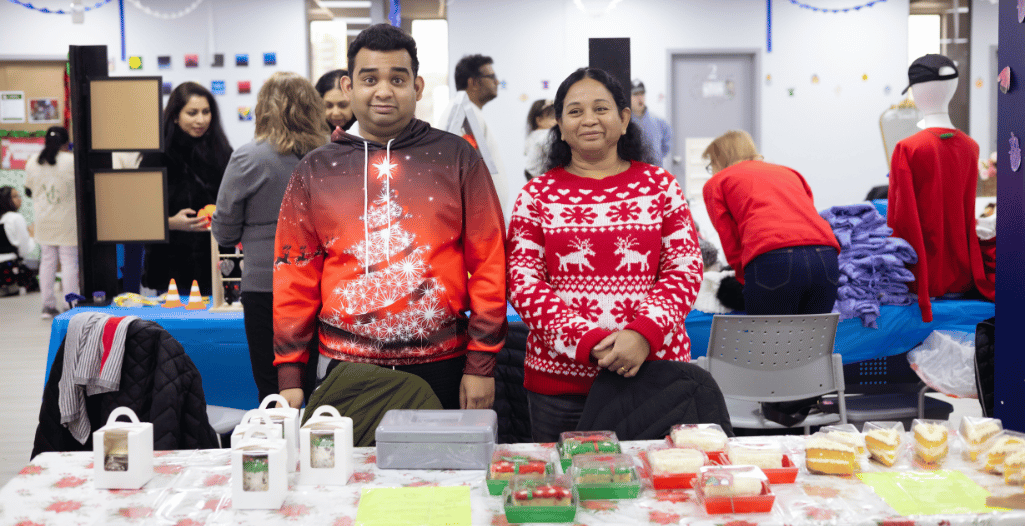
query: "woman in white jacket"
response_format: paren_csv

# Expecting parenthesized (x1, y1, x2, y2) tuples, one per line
(0, 186, 37, 298)
(23, 126, 78, 317)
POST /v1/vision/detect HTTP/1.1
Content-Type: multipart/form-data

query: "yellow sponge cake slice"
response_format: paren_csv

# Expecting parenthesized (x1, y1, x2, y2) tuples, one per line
(865, 429, 901, 467)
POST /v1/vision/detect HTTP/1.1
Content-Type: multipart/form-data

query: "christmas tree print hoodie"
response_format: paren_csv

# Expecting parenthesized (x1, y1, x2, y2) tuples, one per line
(273, 118, 507, 391)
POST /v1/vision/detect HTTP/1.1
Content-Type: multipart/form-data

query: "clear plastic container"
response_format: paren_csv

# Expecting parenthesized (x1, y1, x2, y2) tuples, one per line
(695, 465, 774, 514)
(641, 443, 707, 489)
(821, 423, 867, 456)
(502, 474, 576, 523)
(486, 448, 555, 495)
(725, 440, 796, 484)
(978, 430, 1025, 474)
(571, 453, 640, 500)
(669, 423, 728, 462)
(863, 421, 905, 468)
(911, 418, 950, 468)
(805, 431, 859, 475)
(557, 431, 621, 471)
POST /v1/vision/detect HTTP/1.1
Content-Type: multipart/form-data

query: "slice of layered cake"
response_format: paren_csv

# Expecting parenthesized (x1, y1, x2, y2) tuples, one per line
(982, 435, 1025, 474)
(727, 443, 784, 470)
(960, 417, 1003, 461)
(805, 435, 858, 475)
(1004, 448, 1025, 485)
(649, 447, 705, 475)
(913, 422, 949, 464)
(671, 426, 728, 452)
(865, 428, 902, 467)
(824, 431, 866, 456)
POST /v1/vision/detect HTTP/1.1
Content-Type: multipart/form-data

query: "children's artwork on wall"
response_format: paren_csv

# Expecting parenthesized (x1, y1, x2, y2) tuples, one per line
(1018, 0, 1024, 22)
(238, 81, 251, 94)
(862, 73, 869, 81)
(236, 54, 249, 67)
(238, 106, 253, 121)
(161, 82, 172, 95)
(263, 53, 277, 66)
(542, 80, 549, 89)
(128, 56, 143, 70)
(28, 98, 60, 123)
(884, 86, 892, 95)
(999, 66, 1011, 94)
(788, 88, 795, 97)
(975, 78, 984, 89)
(765, 74, 772, 85)
(811, 74, 819, 84)
(211, 81, 226, 95)
(185, 54, 199, 68)
(157, 56, 171, 70)
(211, 54, 224, 68)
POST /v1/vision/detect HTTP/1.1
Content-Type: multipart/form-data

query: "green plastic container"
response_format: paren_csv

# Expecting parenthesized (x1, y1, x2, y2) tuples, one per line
(571, 453, 641, 500)
(502, 474, 577, 523)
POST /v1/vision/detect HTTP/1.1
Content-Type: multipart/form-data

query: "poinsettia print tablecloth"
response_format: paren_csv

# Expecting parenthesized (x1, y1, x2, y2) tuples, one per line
(1, 439, 1023, 525)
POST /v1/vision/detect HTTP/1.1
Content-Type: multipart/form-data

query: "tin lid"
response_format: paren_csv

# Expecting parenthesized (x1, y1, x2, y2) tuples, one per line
(375, 409, 497, 444)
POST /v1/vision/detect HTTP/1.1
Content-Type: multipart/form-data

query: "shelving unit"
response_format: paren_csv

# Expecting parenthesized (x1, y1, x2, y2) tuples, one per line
(210, 233, 244, 313)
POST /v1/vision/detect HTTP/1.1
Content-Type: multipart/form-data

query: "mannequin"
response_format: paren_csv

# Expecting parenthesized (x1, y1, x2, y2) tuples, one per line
(887, 54, 994, 323)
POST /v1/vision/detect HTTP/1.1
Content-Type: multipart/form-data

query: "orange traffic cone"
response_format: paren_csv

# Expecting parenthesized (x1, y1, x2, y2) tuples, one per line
(162, 279, 184, 308)
(184, 280, 207, 310)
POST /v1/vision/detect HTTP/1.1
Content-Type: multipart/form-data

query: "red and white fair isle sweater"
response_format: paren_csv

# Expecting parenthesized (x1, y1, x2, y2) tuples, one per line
(507, 161, 704, 396)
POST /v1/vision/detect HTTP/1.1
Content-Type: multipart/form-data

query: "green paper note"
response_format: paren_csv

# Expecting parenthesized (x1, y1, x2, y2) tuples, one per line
(857, 470, 1006, 516)
(355, 486, 471, 526)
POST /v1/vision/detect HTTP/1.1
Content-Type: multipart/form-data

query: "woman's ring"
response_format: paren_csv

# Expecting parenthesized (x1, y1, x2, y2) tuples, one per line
(618, 367, 626, 374)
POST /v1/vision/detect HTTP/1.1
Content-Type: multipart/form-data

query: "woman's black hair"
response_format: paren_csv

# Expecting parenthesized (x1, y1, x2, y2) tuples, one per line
(37, 126, 69, 165)
(526, 99, 555, 136)
(315, 69, 348, 96)
(542, 67, 651, 173)
(162, 82, 233, 179)
(0, 186, 17, 215)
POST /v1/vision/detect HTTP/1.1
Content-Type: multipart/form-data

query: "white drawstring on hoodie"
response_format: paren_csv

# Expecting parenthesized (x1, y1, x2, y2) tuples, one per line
(362, 138, 395, 277)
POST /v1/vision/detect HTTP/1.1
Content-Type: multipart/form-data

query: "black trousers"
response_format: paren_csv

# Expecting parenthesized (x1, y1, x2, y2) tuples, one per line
(320, 354, 466, 410)
(526, 391, 587, 443)
(241, 291, 319, 405)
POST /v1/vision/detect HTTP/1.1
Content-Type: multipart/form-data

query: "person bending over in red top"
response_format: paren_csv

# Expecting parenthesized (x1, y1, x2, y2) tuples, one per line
(701, 130, 841, 315)
(507, 68, 704, 442)
(273, 24, 507, 410)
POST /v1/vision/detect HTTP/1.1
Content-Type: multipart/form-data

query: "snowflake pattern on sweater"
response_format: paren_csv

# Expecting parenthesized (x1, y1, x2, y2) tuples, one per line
(507, 161, 703, 396)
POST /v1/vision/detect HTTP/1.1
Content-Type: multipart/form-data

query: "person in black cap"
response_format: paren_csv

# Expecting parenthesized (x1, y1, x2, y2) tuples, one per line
(887, 54, 993, 324)
(630, 79, 673, 167)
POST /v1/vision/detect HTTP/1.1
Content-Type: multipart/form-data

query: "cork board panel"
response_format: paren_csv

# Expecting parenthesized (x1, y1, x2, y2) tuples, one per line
(0, 60, 66, 135)
(94, 169, 168, 243)
(89, 78, 162, 151)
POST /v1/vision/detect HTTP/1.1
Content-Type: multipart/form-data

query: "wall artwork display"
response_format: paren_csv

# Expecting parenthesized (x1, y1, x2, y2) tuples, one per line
(862, 74, 869, 81)
(1011, 132, 1021, 172)
(1018, 0, 1024, 22)
(157, 56, 171, 69)
(238, 106, 253, 121)
(788, 88, 795, 96)
(211, 80, 226, 95)
(236, 54, 249, 67)
(211, 53, 225, 68)
(0, 91, 26, 123)
(129, 56, 143, 70)
(541, 80, 549, 89)
(263, 52, 277, 66)
(999, 66, 1011, 94)
(238, 81, 251, 94)
(185, 54, 199, 68)
(162, 82, 172, 95)
(28, 98, 60, 123)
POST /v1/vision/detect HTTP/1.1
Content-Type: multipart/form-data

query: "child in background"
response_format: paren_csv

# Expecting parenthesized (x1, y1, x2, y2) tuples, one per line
(0, 186, 38, 297)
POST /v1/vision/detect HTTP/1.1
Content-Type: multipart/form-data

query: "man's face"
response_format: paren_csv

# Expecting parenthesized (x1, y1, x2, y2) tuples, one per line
(631, 91, 646, 116)
(343, 48, 424, 143)
(474, 64, 499, 104)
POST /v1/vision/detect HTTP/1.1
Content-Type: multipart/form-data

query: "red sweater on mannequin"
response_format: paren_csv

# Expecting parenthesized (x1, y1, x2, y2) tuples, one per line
(887, 128, 994, 323)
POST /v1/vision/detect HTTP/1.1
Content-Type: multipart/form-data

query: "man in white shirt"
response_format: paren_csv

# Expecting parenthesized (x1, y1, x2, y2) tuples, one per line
(437, 54, 512, 216)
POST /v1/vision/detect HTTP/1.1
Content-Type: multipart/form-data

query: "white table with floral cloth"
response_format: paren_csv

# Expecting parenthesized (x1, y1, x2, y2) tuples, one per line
(2, 438, 1023, 526)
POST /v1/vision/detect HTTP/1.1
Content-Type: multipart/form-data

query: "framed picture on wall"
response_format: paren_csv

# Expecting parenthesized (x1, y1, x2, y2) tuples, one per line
(28, 98, 60, 123)
(88, 76, 163, 152)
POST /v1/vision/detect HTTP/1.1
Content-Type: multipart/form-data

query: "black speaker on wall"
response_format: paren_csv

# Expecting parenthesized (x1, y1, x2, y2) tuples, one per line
(588, 38, 631, 95)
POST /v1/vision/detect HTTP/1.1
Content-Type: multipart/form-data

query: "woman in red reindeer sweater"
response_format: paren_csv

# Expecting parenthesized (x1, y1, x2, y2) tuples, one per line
(507, 68, 704, 442)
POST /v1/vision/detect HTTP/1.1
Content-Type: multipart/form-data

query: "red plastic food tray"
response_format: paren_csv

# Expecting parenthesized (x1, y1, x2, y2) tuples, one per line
(699, 484, 775, 515)
(722, 453, 798, 484)
(639, 450, 699, 489)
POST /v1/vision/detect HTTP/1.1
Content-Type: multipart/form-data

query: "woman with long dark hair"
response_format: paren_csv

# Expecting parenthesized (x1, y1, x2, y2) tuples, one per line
(0, 186, 38, 297)
(507, 68, 704, 441)
(212, 72, 328, 404)
(141, 82, 233, 296)
(315, 69, 356, 135)
(24, 126, 78, 316)
(524, 99, 555, 180)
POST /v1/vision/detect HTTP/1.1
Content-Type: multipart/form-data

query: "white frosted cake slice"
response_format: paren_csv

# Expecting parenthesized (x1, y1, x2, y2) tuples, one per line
(671, 427, 728, 452)
(727, 443, 783, 470)
(913, 422, 948, 464)
(825, 431, 866, 456)
(649, 448, 704, 475)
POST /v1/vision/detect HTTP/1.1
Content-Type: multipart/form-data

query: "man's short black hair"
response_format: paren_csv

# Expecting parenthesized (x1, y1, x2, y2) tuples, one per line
(454, 54, 493, 91)
(347, 24, 419, 78)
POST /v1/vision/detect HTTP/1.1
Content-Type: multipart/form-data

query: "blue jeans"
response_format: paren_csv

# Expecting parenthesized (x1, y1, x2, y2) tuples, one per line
(743, 245, 840, 315)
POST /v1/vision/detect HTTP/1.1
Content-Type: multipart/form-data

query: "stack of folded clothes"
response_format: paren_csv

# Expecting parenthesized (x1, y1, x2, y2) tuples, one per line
(820, 203, 918, 328)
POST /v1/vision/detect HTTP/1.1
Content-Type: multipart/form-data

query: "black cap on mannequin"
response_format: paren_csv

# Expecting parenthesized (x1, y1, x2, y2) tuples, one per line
(902, 54, 959, 95)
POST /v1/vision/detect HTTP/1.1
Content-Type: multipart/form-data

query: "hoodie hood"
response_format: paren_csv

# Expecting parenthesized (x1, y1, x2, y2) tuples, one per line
(331, 117, 433, 150)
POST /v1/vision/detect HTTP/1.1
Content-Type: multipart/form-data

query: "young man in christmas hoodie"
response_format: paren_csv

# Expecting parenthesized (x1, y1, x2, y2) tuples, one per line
(273, 24, 507, 410)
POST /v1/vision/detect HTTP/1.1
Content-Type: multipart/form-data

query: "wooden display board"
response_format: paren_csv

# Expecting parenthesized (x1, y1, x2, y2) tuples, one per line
(210, 233, 243, 312)
(89, 77, 163, 152)
(93, 169, 169, 243)
(0, 60, 67, 135)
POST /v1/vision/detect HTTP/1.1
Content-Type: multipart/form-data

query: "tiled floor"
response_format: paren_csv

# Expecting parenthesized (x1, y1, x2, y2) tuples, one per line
(0, 290, 984, 488)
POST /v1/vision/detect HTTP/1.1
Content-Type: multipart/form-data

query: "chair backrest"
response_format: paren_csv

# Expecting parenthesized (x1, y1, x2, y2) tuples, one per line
(704, 313, 843, 403)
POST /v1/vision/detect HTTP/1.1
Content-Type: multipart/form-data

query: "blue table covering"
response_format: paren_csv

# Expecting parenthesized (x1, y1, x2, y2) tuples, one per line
(46, 301, 991, 410)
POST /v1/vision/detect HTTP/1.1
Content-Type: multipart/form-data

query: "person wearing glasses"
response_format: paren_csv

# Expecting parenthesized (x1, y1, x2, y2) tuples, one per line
(438, 54, 513, 216)
(701, 130, 840, 315)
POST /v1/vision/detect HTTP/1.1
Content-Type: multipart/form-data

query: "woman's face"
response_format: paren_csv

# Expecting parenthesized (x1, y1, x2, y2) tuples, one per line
(558, 78, 630, 161)
(10, 189, 21, 211)
(176, 95, 212, 138)
(323, 87, 353, 130)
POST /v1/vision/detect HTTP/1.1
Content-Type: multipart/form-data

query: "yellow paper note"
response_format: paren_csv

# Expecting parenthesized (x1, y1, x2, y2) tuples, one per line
(355, 486, 471, 526)
(857, 470, 1006, 516)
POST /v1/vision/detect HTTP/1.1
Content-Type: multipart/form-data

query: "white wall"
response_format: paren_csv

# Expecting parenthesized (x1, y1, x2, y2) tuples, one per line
(970, 0, 999, 156)
(0, 0, 307, 150)
(447, 0, 997, 221)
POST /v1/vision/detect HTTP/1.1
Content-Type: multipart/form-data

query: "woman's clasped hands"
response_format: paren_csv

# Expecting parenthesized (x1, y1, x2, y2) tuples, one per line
(591, 329, 649, 378)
